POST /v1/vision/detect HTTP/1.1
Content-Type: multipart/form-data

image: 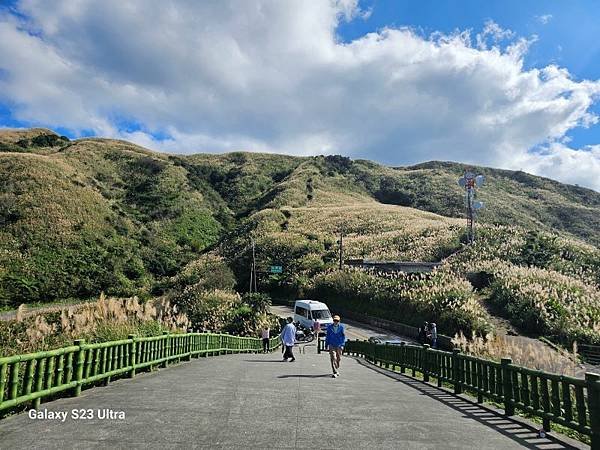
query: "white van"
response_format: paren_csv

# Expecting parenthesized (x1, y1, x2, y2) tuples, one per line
(293, 299, 333, 332)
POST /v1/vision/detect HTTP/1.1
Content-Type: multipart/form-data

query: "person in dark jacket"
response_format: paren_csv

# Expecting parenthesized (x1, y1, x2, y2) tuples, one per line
(325, 315, 346, 378)
(422, 322, 430, 345)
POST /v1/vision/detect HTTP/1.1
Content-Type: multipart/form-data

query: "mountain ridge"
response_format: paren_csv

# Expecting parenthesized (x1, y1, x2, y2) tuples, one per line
(0, 128, 598, 309)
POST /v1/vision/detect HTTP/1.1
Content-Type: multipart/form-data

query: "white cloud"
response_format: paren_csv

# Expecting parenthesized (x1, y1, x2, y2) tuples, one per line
(0, 1, 599, 190)
(476, 20, 516, 50)
(536, 14, 553, 25)
(510, 143, 600, 191)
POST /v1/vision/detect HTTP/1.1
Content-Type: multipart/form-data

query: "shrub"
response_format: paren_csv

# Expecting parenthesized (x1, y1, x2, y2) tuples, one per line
(309, 268, 488, 337)
(168, 254, 236, 293)
(0, 294, 190, 357)
(242, 292, 272, 316)
(475, 260, 600, 345)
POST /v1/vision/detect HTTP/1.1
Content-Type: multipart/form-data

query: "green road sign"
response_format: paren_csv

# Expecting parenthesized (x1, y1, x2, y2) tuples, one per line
(270, 265, 283, 274)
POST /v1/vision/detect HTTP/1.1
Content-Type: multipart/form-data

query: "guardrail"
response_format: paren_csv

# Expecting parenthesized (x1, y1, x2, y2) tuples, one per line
(331, 308, 454, 350)
(0, 332, 281, 415)
(580, 344, 600, 366)
(345, 340, 600, 449)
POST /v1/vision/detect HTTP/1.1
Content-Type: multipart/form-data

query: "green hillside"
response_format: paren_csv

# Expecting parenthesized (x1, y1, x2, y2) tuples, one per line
(1, 128, 599, 347)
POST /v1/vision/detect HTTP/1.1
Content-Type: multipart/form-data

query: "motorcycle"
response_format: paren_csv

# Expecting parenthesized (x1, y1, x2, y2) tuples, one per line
(294, 323, 315, 343)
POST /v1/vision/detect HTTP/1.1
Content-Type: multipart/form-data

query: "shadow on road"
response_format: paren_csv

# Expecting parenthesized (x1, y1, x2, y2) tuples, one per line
(277, 374, 332, 379)
(353, 357, 584, 450)
(243, 359, 288, 363)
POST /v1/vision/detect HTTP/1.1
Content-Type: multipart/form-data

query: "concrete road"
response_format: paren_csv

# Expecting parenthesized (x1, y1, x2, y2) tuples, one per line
(0, 304, 587, 449)
(0, 349, 583, 449)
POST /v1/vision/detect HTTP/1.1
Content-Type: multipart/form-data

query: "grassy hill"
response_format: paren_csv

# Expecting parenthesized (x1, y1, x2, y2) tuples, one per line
(1, 128, 599, 346)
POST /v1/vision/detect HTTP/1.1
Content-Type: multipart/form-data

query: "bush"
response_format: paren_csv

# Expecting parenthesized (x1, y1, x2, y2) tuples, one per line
(0, 295, 190, 357)
(309, 268, 488, 337)
(168, 254, 236, 294)
(242, 293, 272, 316)
(174, 288, 241, 332)
(478, 260, 600, 345)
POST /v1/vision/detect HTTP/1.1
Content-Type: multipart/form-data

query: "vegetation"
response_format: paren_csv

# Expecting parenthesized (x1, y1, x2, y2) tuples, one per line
(446, 226, 600, 345)
(452, 332, 583, 377)
(0, 294, 189, 357)
(1, 128, 599, 351)
(166, 254, 280, 336)
(309, 268, 488, 337)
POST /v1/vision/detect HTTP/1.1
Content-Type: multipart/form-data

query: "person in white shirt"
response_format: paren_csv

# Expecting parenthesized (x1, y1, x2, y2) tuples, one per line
(281, 317, 296, 362)
(261, 327, 270, 353)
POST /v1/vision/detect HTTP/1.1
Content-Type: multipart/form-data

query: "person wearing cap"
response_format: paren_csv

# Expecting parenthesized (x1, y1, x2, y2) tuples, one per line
(325, 315, 346, 378)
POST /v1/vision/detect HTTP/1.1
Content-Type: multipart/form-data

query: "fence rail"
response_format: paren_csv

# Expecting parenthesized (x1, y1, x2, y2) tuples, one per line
(580, 344, 600, 366)
(332, 308, 454, 350)
(0, 332, 281, 415)
(345, 340, 600, 449)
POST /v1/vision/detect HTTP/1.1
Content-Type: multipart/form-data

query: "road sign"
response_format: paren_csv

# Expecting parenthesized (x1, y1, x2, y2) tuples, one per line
(270, 265, 283, 274)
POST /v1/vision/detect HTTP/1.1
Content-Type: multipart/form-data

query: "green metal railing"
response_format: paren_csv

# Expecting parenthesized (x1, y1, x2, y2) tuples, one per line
(345, 340, 600, 449)
(0, 332, 281, 414)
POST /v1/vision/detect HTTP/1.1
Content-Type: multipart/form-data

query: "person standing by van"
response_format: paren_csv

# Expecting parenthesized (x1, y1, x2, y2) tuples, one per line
(261, 326, 270, 353)
(313, 319, 321, 337)
(325, 315, 346, 378)
(281, 317, 296, 362)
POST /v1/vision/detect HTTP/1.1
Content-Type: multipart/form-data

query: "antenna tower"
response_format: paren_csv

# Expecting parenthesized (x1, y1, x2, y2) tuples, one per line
(458, 171, 485, 244)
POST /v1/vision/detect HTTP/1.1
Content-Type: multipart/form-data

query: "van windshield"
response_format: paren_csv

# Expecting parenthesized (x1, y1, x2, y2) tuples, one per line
(311, 309, 331, 320)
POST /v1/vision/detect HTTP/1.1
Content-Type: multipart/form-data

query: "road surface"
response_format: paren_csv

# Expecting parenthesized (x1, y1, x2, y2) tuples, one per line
(0, 346, 584, 449)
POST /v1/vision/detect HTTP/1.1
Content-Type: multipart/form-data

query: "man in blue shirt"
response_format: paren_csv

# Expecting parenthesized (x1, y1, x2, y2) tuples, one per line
(325, 315, 346, 378)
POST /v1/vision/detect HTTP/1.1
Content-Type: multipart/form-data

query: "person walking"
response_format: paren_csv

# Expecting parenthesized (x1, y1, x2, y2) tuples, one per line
(429, 322, 438, 349)
(325, 315, 346, 378)
(281, 317, 296, 362)
(313, 319, 321, 343)
(261, 326, 270, 353)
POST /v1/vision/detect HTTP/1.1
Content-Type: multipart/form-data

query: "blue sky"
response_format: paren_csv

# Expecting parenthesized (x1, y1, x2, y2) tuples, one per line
(0, 0, 599, 190)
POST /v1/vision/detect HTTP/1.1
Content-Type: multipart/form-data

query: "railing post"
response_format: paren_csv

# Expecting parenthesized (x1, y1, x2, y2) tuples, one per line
(162, 331, 170, 368)
(0, 363, 7, 405)
(185, 334, 192, 360)
(400, 342, 406, 374)
(586, 372, 600, 450)
(128, 334, 136, 378)
(33, 358, 46, 408)
(423, 345, 430, 382)
(452, 349, 462, 394)
(384, 343, 390, 369)
(8, 361, 19, 402)
(437, 352, 442, 388)
(501, 358, 514, 416)
(73, 339, 85, 397)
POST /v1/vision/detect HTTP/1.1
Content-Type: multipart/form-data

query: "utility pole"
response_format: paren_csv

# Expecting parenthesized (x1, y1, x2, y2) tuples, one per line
(252, 238, 258, 293)
(249, 236, 258, 293)
(338, 230, 343, 270)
